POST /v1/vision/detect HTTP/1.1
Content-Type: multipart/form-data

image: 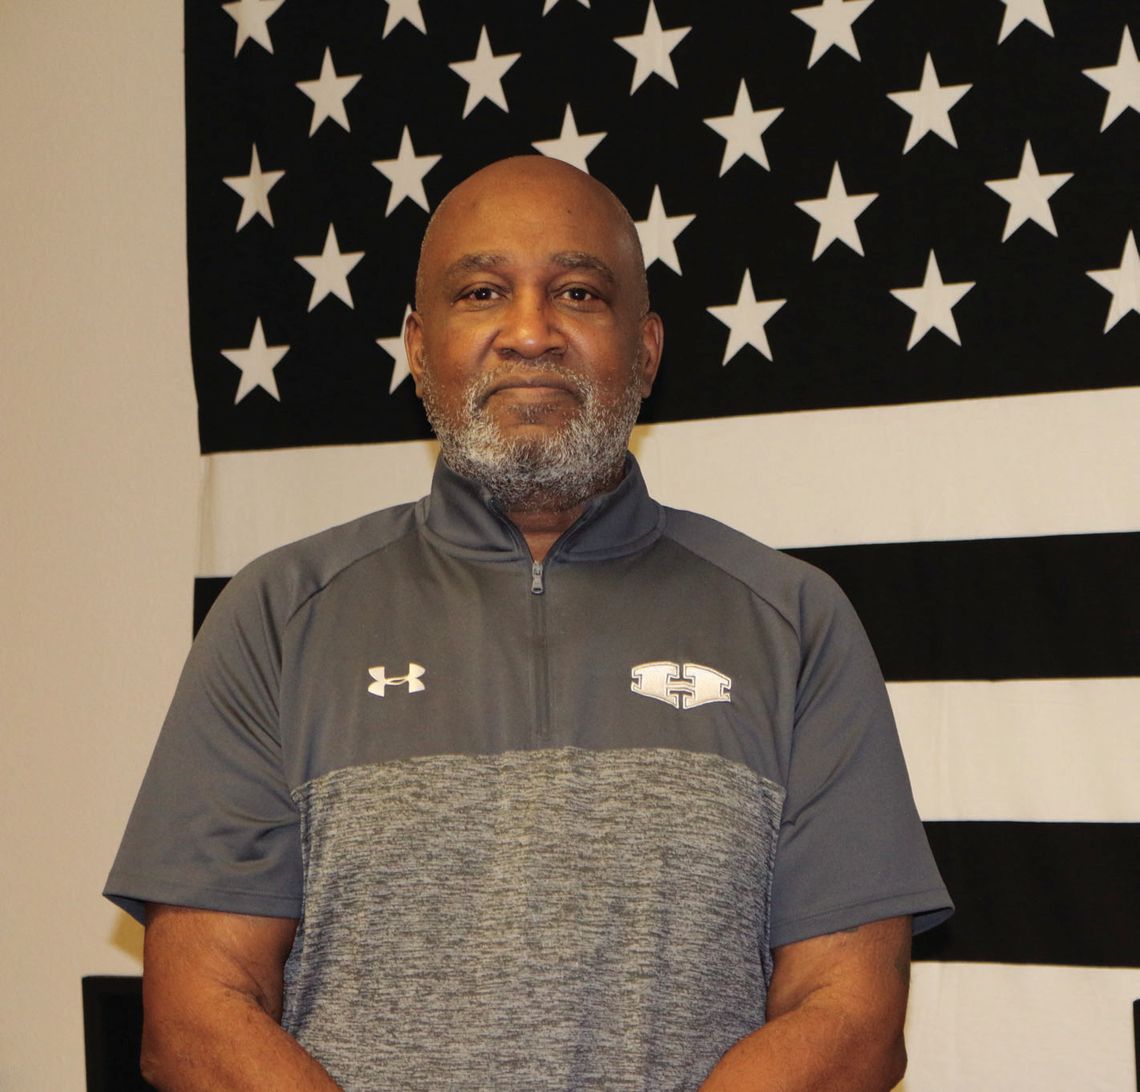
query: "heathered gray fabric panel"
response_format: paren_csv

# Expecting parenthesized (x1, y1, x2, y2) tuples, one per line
(282, 746, 783, 1091)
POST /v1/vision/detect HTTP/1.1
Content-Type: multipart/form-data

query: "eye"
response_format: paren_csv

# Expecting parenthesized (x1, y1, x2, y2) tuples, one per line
(558, 285, 602, 304)
(464, 285, 501, 302)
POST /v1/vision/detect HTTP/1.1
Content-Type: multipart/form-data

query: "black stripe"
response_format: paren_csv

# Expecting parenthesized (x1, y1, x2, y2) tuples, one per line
(787, 532, 1140, 680)
(915, 821, 1139, 968)
(197, 531, 1140, 678)
(193, 577, 229, 637)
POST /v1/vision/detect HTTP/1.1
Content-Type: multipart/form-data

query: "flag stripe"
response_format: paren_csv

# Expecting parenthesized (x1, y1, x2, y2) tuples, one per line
(904, 962, 1140, 1091)
(194, 388, 1140, 577)
(788, 533, 1139, 681)
(914, 821, 1139, 967)
(890, 679, 1140, 823)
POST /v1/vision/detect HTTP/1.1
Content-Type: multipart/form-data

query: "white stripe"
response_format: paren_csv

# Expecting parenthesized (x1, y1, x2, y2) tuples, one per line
(197, 387, 1139, 575)
(904, 962, 1140, 1091)
(635, 386, 1140, 548)
(889, 679, 1140, 823)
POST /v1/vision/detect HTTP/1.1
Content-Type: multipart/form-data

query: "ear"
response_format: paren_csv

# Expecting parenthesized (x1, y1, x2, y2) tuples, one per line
(637, 311, 664, 397)
(404, 310, 426, 397)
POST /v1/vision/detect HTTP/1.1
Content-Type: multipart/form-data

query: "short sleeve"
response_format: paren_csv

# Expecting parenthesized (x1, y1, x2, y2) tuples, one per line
(768, 573, 952, 948)
(104, 563, 303, 923)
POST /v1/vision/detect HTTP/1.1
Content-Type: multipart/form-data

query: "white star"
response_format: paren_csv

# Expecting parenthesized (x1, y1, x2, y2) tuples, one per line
(1083, 27, 1140, 132)
(449, 26, 521, 118)
(531, 105, 606, 172)
(996, 0, 1054, 44)
(791, 0, 875, 68)
(707, 271, 786, 364)
(221, 318, 289, 403)
(383, 0, 426, 37)
(296, 48, 362, 136)
(888, 53, 973, 154)
(634, 186, 695, 276)
(1087, 231, 1140, 333)
(614, 1, 691, 94)
(373, 128, 440, 216)
(222, 0, 284, 56)
(223, 145, 285, 230)
(543, 0, 589, 13)
(794, 162, 878, 259)
(703, 80, 783, 175)
(890, 251, 975, 349)
(376, 305, 414, 394)
(984, 141, 1072, 241)
(295, 225, 365, 311)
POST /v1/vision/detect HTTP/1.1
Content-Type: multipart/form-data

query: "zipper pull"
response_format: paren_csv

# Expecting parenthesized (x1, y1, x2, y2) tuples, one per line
(531, 561, 545, 595)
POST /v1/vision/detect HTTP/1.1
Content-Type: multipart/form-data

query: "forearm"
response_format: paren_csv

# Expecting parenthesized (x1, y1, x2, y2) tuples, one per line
(698, 994, 906, 1092)
(141, 984, 341, 1091)
(700, 917, 911, 1092)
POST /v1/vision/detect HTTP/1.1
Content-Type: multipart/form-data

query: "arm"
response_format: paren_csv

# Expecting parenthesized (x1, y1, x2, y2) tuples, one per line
(140, 903, 342, 1091)
(699, 916, 911, 1092)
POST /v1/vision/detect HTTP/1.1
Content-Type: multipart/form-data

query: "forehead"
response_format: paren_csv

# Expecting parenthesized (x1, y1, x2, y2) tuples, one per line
(422, 170, 639, 289)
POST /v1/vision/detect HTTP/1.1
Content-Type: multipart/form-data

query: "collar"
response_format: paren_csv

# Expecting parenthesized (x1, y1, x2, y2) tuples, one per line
(416, 454, 666, 563)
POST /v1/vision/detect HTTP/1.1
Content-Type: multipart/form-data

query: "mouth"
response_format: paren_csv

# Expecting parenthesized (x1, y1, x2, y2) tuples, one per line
(480, 373, 582, 405)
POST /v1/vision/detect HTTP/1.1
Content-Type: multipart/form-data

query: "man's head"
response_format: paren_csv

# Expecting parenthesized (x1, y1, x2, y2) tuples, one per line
(405, 156, 663, 513)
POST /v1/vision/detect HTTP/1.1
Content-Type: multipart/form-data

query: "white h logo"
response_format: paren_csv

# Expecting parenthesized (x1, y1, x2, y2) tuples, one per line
(630, 661, 732, 710)
(368, 663, 426, 697)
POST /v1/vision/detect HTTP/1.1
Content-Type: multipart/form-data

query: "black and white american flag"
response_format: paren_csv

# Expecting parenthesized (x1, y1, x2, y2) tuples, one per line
(185, 1, 1139, 1086)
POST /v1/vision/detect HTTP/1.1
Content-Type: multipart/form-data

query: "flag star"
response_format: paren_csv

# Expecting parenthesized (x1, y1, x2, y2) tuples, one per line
(1087, 231, 1140, 333)
(791, 0, 875, 68)
(449, 26, 521, 118)
(707, 271, 786, 364)
(383, 0, 426, 38)
(1083, 27, 1140, 132)
(634, 186, 695, 276)
(221, 318, 289, 403)
(295, 225, 365, 311)
(890, 251, 975, 349)
(222, 0, 284, 57)
(888, 54, 973, 154)
(794, 162, 878, 259)
(984, 141, 1072, 241)
(703, 80, 783, 175)
(373, 128, 440, 216)
(296, 48, 362, 136)
(614, 1, 691, 94)
(376, 305, 414, 394)
(543, 0, 589, 12)
(223, 145, 285, 230)
(996, 0, 1054, 44)
(532, 105, 606, 172)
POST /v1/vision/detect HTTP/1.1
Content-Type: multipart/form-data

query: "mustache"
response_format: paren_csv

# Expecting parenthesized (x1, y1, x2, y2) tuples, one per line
(468, 359, 592, 409)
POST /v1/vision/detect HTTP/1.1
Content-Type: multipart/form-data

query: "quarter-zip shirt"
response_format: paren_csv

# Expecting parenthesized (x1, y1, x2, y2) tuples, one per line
(106, 455, 951, 1091)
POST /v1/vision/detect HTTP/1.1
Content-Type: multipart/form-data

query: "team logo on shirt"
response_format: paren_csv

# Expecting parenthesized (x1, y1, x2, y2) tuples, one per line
(630, 661, 732, 710)
(367, 663, 426, 696)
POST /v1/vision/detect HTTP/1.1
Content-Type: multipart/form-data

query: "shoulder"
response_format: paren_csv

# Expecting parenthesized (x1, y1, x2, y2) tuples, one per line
(660, 506, 856, 640)
(202, 500, 421, 639)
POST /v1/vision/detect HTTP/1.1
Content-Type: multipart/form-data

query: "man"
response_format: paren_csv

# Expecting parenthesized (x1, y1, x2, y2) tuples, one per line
(106, 156, 951, 1091)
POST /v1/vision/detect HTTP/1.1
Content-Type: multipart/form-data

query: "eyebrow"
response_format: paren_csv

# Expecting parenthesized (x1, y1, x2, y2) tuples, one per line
(443, 251, 618, 286)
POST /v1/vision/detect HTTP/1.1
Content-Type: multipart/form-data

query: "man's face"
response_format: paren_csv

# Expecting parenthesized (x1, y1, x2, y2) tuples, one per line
(406, 158, 663, 510)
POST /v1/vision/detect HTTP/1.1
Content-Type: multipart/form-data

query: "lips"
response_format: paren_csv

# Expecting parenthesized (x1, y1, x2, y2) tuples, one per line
(480, 372, 582, 405)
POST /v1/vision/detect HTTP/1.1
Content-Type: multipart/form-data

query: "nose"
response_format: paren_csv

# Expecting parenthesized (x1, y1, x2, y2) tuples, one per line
(493, 289, 567, 362)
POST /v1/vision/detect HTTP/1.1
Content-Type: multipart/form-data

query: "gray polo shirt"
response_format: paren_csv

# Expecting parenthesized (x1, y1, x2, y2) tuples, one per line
(106, 455, 950, 1090)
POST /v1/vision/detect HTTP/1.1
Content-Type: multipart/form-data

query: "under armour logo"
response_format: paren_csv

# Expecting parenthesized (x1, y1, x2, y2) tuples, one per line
(630, 661, 732, 710)
(367, 663, 426, 697)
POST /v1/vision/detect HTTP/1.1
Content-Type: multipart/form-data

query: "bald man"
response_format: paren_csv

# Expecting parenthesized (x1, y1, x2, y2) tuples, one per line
(107, 157, 950, 1091)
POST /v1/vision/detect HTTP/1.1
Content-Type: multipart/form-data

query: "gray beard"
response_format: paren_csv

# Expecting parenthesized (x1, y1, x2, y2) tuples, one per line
(420, 358, 644, 512)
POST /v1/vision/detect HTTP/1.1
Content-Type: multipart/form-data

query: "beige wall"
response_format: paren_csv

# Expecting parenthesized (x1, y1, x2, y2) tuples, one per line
(0, 4, 195, 1087)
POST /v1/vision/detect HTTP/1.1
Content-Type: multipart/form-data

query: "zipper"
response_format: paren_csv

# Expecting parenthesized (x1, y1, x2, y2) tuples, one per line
(530, 559, 551, 744)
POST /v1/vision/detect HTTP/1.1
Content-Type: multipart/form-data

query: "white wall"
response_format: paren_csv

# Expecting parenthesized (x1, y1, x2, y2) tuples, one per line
(0, 4, 195, 1088)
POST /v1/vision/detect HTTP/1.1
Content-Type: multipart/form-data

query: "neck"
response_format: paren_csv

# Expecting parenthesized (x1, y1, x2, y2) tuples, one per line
(507, 503, 587, 562)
